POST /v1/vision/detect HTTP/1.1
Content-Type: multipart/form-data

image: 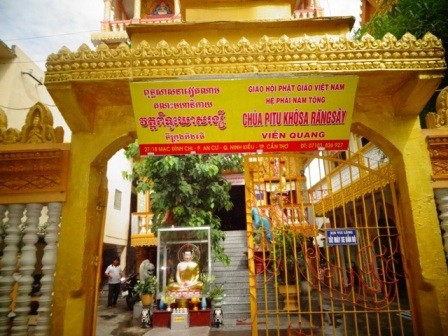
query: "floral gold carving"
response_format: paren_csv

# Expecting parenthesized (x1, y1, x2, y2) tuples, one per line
(130, 234, 158, 247)
(426, 136, 448, 180)
(426, 87, 448, 129)
(46, 33, 445, 83)
(0, 103, 69, 199)
(424, 87, 448, 182)
(0, 102, 64, 145)
(0, 147, 70, 196)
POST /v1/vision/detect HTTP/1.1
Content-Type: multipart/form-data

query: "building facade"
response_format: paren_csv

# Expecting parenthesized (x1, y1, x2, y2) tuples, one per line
(1, 0, 447, 335)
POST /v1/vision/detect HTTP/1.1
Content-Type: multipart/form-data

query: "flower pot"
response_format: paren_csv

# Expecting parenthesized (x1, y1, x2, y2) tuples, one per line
(141, 294, 154, 306)
(278, 285, 299, 311)
(212, 296, 224, 308)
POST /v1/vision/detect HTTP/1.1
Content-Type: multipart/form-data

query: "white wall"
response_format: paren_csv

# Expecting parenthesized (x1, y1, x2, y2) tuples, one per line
(0, 45, 72, 142)
(321, 0, 362, 30)
(103, 149, 132, 246)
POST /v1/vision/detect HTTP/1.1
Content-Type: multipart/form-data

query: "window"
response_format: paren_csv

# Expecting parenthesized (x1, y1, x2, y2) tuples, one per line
(114, 189, 122, 210)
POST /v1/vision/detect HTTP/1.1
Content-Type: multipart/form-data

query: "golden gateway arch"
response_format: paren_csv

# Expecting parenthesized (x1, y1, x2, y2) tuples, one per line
(42, 5, 447, 336)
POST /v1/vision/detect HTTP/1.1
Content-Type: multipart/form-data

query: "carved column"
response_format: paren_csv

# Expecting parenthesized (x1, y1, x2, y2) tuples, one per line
(11, 203, 42, 335)
(133, 0, 141, 20)
(103, 0, 112, 20)
(0, 204, 24, 335)
(102, 0, 112, 31)
(314, 0, 324, 17)
(174, 0, 180, 20)
(0, 204, 6, 249)
(434, 189, 448, 258)
(0, 205, 8, 334)
(34, 202, 62, 336)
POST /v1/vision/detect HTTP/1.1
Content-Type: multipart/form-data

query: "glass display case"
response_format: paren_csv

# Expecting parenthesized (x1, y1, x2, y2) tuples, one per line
(156, 226, 212, 300)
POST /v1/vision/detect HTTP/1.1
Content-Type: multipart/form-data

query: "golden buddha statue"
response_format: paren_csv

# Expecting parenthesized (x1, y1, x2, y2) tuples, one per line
(167, 251, 203, 291)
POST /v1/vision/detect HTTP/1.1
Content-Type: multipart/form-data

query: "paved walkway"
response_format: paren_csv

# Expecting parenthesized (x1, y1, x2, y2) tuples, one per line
(96, 291, 212, 336)
(96, 291, 254, 336)
(96, 289, 147, 336)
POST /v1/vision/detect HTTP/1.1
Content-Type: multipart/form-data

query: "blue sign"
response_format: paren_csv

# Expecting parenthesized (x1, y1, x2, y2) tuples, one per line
(325, 229, 358, 246)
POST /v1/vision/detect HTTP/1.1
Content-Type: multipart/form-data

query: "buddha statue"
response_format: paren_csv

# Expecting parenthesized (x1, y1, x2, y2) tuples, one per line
(166, 251, 203, 291)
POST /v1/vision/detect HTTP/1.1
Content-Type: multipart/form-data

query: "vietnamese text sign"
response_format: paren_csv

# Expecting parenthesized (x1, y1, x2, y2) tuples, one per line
(325, 229, 358, 246)
(130, 76, 358, 155)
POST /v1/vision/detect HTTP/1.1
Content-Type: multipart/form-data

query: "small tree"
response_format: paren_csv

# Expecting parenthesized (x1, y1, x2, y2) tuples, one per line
(124, 142, 243, 264)
(356, 0, 448, 126)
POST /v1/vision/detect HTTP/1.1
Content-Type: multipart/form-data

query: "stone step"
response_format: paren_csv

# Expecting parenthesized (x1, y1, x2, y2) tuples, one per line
(223, 233, 249, 243)
(215, 251, 247, 258)
(222, 242, 247, 247)
(223, 245, 248, 252)
(211, 230, 278, 326)
(223, 237, 247, 243)
(219, 311, 251, 323)
(213, 263, 248, 272)
(224, 230, 248, 237)
(213, 254, 248, 262)
(222, 251, 248, 259)
(212, 272, 249, 283)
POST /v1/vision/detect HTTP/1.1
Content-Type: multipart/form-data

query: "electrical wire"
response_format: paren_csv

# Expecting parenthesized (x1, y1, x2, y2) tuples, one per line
(2, 29, 99, 43)
(0, 103, 57, 111)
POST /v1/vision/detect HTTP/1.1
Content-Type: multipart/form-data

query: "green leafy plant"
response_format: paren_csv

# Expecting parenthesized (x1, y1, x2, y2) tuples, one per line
(253, 225, 271, 251)
(272, 226, 306, 285)
(124, 142, 243, 265)
(356, 0, 448, 127)
(133, 275, 158, 295)
(199, 273, 215, 296)
(209, 282, 226, 300)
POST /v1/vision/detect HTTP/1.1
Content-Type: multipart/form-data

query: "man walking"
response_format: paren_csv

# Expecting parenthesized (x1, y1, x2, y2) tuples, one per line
(105, 256, 123, 308)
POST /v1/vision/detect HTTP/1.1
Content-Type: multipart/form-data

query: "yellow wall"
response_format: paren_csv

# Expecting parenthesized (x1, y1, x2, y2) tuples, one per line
(51, 107, 135, 335)
(128, 18, 353, 46)
(45, 16, 447, 335)
(50, 91, 448, 336)
(352, 96, 448, 335)
(185, 4, 291, 22)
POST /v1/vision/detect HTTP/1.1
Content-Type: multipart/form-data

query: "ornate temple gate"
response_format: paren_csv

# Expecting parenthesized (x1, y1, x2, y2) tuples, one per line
(41, 10, 448, 333)
(244, 149, 411, 335)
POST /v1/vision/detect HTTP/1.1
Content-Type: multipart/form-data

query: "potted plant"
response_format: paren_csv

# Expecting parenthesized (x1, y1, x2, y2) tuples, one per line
(199, 273, 215, 309)
(209, 282, 226, 308)
(272, 226, 306, 283)
(162, 291, 176, 311)
(200, 273, 215, 296)
(272, 226, 307, 311)
(133, 275, 157, 306)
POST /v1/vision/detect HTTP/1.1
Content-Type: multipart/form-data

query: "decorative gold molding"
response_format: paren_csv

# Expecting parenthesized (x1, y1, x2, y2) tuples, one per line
(426, 135, 448, 181)
(424, 87, 448, 185)
(46, 32, 445, 83)
(0, 102, 64, 145)
(0, 144, 70, 203)
(131, 233, 158, 247)
(0, 103, 69, 203)
(426, 86, 448, 129)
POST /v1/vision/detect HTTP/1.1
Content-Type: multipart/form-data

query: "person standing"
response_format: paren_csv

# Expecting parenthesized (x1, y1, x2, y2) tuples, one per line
(105, 257, 123, 308)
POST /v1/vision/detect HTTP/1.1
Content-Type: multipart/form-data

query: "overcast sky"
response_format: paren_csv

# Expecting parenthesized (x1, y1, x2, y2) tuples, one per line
(0, 0, 103, 69)
(0, 0, 360, 71)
